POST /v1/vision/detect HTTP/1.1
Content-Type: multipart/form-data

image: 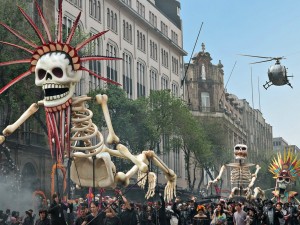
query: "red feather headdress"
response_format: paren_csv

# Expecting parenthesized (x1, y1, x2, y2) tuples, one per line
(0, 0, 121, 94)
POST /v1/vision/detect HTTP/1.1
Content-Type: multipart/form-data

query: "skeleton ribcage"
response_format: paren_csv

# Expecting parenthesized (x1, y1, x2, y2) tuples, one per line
(70, 96, 104, 155)
(230, 167, 252, 187)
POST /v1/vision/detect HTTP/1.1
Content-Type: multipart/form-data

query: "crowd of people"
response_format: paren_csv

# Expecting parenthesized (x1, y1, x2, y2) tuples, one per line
(1, 192, 300, 225)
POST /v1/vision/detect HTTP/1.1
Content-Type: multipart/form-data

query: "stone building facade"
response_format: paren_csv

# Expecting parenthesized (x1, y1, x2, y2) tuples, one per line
(0, 0, 188, 202)
(184, 44, 273, 190)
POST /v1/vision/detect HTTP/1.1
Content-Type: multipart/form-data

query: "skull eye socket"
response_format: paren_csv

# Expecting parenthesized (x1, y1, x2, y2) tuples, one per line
(235, 146, 247, 151)
(52, 67, 63, 78)
(38, 69, 47, 80)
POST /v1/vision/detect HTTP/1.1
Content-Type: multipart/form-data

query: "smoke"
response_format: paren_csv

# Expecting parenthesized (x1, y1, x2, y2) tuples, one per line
(0, 173, 41, 217)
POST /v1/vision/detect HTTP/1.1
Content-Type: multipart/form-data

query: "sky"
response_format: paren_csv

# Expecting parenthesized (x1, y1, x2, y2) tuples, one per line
(181, 1, 300, 147)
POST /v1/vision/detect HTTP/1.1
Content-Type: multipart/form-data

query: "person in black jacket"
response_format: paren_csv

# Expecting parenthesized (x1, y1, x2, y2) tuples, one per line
(35, 209, 50, 225)
(262, 201, 283, 225)
(48, 193, 73, 225)
(153, 193, 167, 225)
(118, 192, 139, 225)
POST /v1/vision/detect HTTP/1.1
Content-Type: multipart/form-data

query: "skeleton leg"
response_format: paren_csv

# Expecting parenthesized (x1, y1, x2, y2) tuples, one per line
(95, 94, 119, 144)
(95, 94, 148, 172)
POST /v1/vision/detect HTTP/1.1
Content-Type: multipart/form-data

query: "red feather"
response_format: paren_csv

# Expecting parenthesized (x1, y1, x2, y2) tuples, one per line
(0, 70, 32, 94)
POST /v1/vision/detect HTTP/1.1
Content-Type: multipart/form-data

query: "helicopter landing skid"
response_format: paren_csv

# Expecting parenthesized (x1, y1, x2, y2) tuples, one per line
(263, 81, 272, 90)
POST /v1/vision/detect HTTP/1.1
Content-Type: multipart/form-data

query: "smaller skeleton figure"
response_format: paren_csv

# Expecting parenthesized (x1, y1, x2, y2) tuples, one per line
(269, 149, 300, 204)
(207, 144, 264, 200)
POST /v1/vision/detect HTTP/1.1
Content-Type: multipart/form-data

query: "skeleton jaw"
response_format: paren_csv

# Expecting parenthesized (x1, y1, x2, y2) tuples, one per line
(42, 82, 75, 107)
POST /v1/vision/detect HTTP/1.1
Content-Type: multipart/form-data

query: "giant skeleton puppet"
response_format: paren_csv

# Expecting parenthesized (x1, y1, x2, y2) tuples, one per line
(269, 149, 300, 204)
(0, 0, 176, 202)
(207, 144, 264, 200)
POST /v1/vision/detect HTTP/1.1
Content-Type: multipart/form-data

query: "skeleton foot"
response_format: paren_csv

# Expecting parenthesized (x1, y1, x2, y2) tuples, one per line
(145, 172, 157, 199)
(164, 170, 177, 202)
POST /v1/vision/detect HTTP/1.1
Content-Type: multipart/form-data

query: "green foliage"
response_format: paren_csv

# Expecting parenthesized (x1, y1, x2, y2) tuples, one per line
(88, 84, 156, 153)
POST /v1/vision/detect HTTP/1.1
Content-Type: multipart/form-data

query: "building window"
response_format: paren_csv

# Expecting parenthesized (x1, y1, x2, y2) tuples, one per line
(150, 40, 157, 61)
(136, 0, 145, 18)
(88, 33, 102, 90)
(201, 92, 210, 112)
(161, 75, 169, 90)
(107, 8, 118, 33)
(150, 69, 158, 91)
(122, 0, 131, 6)
(161, 48, 168, 68)
(68, 0, 82, 8)
(160, 21, 168, 37)
(172, 56, 179, 75)
(106, 43, 118, 82)
(171, 82, 179, 97)
(171, 30, 178, 44)
(123, 52, 133, 98)
(137, 30, 146, 52)
(137, 61, 145, 97)
(62, 16, 74, 41)
(123, 20, 132, 43)
(89, 0, 101, 22)
(149, 11, 157, 27)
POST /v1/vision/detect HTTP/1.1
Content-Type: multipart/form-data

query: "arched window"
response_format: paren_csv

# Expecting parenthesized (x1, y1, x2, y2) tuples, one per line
(110, 10, 114, 29)
(89, 0, 93, 15)
(97, 1, 101, 21)
(129, 25, 132, 42)
(114, 13, 117, 32)
(107, 9, 110, 28)
(93, 0, 97, 17)
(137, 61, 146, 97)
(123, 51, 133, 98)
(106, 43, 118, 82)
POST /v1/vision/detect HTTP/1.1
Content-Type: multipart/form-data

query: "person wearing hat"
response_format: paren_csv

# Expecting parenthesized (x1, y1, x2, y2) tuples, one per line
(35, 209, 50, 225)
(48, 193, 73, 225)
(23, 209, 34, 225)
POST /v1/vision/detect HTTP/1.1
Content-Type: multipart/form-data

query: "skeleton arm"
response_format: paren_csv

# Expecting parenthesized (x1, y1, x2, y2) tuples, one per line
(207, 165, 226, 189)
(0, 103, 39, 144)
(248, 164, 261, 188)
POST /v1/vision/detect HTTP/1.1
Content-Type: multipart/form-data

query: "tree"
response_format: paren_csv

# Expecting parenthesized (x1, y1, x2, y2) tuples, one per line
(145, 90, 212, 191)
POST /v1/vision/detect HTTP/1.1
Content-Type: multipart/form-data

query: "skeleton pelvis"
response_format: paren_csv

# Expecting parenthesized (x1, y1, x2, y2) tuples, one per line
(70, 152, 116, 188)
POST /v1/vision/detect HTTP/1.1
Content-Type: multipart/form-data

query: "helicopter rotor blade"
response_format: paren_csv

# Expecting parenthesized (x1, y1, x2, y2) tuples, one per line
(239, 54, 274, 59)
(250, 59, 275, 64)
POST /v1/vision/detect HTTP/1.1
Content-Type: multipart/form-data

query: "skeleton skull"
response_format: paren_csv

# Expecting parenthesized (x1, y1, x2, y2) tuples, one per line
(35, 52, 81, 107)
(276, 170, 291, 190)
(234, 144, 248, 160)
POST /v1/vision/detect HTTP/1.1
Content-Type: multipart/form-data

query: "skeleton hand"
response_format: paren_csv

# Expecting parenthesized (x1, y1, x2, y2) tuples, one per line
(164, 171, 177, 202)
(207, 180, 217, 189)
(0, 135, 5, 144)
(138, 170, 147, 189)
(145, 172, 156, 199)
(256, 164, 261, 170)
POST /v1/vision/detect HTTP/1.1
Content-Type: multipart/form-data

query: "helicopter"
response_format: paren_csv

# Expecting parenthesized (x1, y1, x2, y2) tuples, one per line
(240, 54, 293, 90)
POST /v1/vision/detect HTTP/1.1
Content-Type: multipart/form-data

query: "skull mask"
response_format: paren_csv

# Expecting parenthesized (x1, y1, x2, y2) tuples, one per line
(35, 52, 82, 107)
(276, 170, 291, 190)
(234, 144, 248, 160)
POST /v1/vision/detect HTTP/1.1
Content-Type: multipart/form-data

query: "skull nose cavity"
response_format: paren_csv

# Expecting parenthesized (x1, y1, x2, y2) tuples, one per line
(46, 73, 52, 80)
